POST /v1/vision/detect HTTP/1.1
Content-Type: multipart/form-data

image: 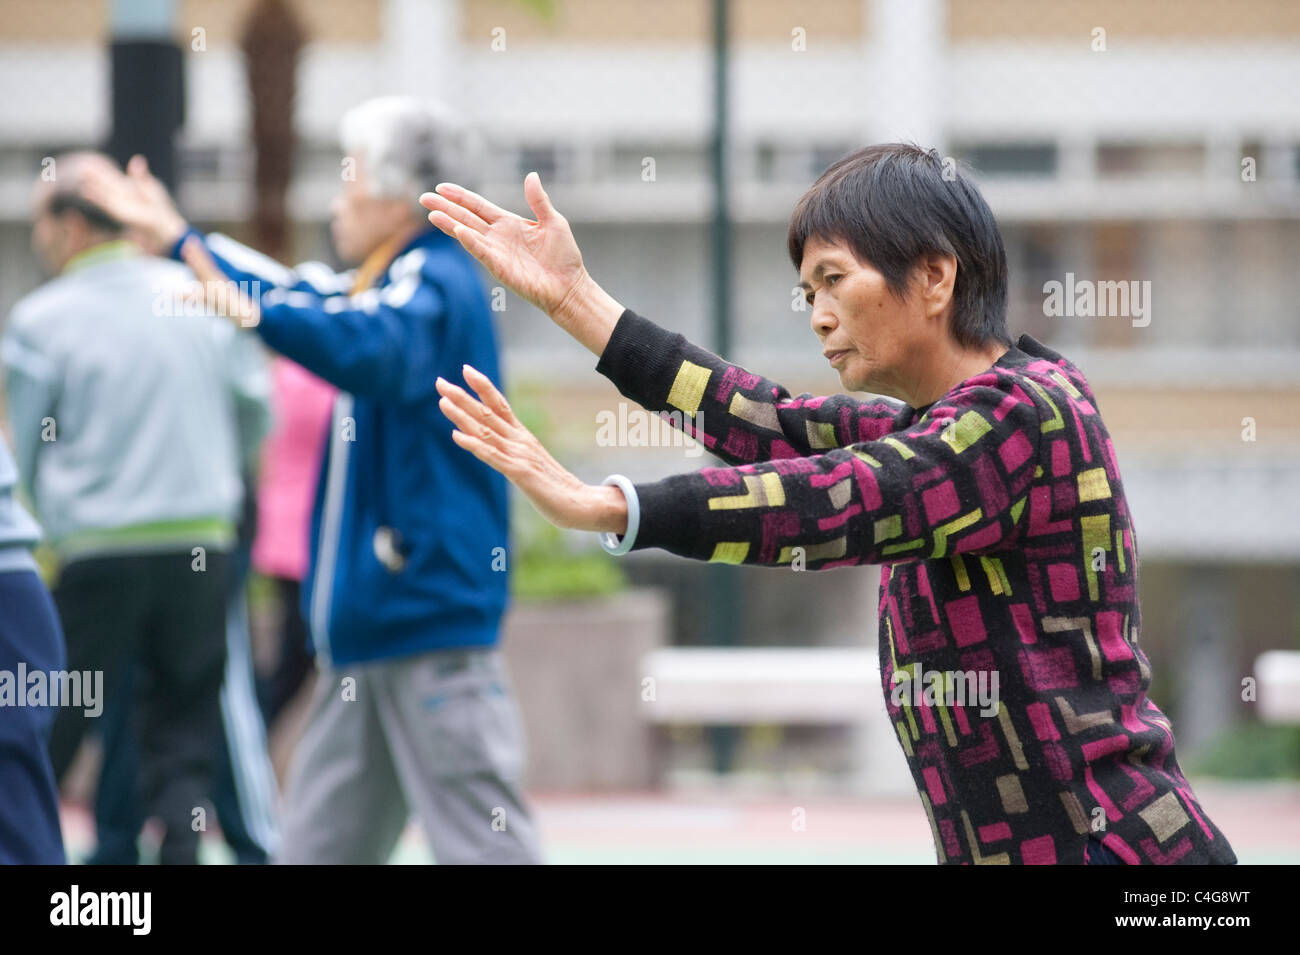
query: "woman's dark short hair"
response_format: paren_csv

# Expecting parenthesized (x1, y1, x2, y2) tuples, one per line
(787, 143, 1011, 349)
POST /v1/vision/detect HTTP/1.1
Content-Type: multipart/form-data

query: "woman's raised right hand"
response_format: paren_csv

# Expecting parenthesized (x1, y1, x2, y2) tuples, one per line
(420, 173, 622, 353)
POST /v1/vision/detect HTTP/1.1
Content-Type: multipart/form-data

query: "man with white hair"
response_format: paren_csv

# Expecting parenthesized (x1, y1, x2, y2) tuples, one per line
(87, 97, 542, 864)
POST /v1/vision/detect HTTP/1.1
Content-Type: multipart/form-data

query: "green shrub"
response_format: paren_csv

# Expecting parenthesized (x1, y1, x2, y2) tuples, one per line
(508, 384, 628, 600)
(1184, 722, 1300, 780)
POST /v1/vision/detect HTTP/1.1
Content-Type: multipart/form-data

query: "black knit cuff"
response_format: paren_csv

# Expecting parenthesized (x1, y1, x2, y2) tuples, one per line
(594, 308, 685, 406)
(628, 474, 722, 560)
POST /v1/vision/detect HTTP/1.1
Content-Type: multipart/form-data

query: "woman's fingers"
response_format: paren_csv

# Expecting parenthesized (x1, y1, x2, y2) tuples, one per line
(439, 397, 501, 450)
(427, 213, 494, 270)
(433, 182, 511, 226)
(424, 208, 493, 263)
(425, 209, 473, 244)
(424, 209, 476, 246)
(436, 373, 594, 532)
(448, 427, 514, 476)
(435, 377, 511, 443)
(419, 191, 491, 236)
(461, 365, 518, 424)
(523, 171, 558, 224)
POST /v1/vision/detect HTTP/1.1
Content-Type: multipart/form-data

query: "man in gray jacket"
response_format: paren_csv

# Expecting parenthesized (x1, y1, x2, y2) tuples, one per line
(1, 152, 270, 864)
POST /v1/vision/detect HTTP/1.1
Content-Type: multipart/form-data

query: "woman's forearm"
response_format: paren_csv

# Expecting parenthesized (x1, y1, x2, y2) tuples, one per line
(595, 309, 909, 468)
(588, 482, 629, 535)
(549, 270, 626, 358)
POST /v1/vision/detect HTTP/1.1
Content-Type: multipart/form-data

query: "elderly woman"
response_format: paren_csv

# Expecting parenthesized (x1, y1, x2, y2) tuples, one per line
(421, 143, 1236, 866)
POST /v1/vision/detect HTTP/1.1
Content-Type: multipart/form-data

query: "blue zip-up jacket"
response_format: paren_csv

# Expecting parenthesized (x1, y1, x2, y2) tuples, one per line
(171, 227, 509, 667)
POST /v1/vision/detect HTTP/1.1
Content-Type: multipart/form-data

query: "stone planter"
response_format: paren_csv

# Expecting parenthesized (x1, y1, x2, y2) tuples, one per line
(501, 587, 670, 790)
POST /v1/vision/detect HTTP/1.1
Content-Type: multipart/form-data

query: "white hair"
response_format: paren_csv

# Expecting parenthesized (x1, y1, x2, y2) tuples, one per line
(339, 96, 477, 200)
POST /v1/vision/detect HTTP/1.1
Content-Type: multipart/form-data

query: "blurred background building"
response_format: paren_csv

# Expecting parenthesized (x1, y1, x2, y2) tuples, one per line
(1, 0, 1298, 849)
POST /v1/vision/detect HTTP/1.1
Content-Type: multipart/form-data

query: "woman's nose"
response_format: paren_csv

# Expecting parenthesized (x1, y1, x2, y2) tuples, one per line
(810, 301, 836, 337)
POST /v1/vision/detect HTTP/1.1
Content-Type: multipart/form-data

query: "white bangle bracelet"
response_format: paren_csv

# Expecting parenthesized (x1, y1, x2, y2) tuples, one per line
(598, 474, 640, 556)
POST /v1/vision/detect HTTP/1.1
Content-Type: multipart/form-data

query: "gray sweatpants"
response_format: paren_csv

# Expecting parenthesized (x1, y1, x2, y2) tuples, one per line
(275, 646, 543, 864)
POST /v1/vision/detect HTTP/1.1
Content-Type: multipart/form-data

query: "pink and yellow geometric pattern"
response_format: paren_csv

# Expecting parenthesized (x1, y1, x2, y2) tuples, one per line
(596, 309, 1237, 866)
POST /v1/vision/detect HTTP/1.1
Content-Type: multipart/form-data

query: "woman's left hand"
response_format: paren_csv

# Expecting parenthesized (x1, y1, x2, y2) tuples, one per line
(436, 366, 627, 535)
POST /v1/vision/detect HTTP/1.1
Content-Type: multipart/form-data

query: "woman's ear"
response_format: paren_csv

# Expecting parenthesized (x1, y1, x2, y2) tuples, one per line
(918, 252, 958, 321)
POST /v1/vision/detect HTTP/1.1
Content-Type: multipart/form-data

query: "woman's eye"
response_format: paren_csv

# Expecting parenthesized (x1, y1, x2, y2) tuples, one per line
(826, 274, 841, 287)
(805, 292, 815, 305)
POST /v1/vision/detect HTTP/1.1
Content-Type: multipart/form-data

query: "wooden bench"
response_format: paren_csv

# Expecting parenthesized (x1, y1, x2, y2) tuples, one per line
(638, 647, 914, 793)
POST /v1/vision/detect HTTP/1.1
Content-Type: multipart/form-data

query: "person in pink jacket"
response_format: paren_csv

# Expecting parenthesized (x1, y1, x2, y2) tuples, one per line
(252, 356, 337, 726)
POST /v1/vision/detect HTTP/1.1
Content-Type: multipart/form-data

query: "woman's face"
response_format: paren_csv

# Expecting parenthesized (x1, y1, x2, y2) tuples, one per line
(799, 235, 944, 400)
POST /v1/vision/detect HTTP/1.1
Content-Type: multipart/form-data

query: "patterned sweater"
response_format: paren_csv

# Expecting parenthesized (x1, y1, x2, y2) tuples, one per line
(596, 308, 1237, 865)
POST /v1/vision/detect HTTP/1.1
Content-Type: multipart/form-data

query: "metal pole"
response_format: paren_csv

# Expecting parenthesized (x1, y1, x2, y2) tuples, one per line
(106, 0, 183, 191)
(706, 0, 741, 776)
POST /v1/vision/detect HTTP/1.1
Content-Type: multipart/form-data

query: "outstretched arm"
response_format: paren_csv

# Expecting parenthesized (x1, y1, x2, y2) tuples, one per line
(596, 309, 910, 466)
(436, 362, 1042, 568)
(83, 154, 357, 296)
(423, 177, 909, 466)
(624, 380, 1040, 568)
(178, 238, 446, 404)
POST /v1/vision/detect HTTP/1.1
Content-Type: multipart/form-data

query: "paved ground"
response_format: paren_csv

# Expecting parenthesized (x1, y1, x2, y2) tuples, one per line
(58, 778, 1300, 864)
